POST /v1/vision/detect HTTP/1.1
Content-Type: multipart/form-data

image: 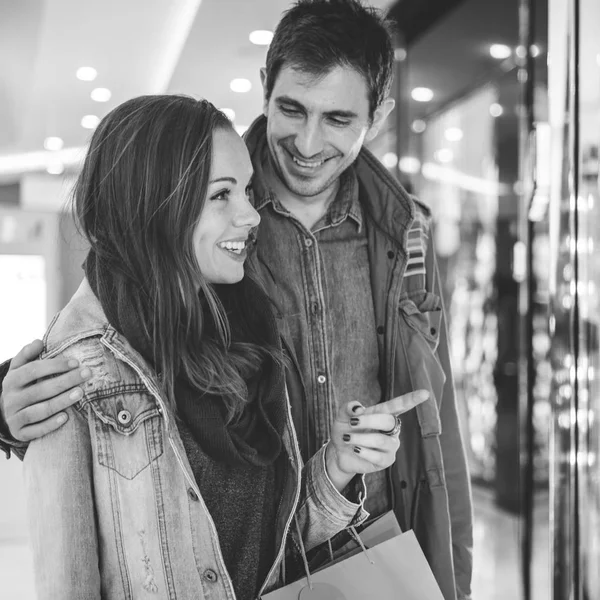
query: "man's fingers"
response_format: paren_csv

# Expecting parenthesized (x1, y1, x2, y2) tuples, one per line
(11, 357, 86, 389)
(19, 388, 83, 426)
(363, 390, 429, 416)
(15, 413, 69, 443)
(7, 340, 44, 371)
(16, 368, 89, 406)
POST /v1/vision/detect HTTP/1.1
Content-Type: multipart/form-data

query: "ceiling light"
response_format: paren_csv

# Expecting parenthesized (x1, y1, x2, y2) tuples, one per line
(76, 66, 97, 81)
(382, 152, 398, 169)
(81, 115, 100, 129)
(220, 108, 236, 121)
(44, 137, 64, 151)
(411, 119, 426, 133)
(91, 87, 111, 102)
(230, 78, 252, 93)
(489, 44, 511, 60)
(46, 161, 65, 175)
(249, 30, 273, 45)
(444, 127, 463, 142)
(515, 45, 527, 59)
(411, 87, 434, 102)
(489, 103, 504, 117)
(398, 156, 421, 174)
(435, 149, 453, 163)
(394, 48, 407, 62)
(235, 125, 249, 136)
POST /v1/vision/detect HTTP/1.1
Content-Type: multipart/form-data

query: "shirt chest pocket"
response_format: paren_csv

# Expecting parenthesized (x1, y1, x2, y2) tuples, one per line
(90, 392, 165, 480)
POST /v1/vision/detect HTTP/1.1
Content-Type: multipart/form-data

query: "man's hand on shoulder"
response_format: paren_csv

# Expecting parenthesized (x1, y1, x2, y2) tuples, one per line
(0, 340, 91, 442)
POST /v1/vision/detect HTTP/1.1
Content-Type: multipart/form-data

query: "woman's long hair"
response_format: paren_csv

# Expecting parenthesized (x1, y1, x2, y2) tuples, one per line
(74, 94, 277, 420)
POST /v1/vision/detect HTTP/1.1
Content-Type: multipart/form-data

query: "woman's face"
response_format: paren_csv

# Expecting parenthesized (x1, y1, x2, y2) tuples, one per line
(193, 127, 260, 284)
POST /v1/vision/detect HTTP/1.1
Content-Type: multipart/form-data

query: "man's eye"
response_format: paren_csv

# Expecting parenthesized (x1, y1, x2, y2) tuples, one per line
(280, 106, 301, 116)
(329, 117, 350, 127)
(210, 189, 230, 201)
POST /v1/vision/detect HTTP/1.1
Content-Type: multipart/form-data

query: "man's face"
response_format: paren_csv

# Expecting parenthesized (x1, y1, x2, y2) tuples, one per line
(262, 65, 375, 200)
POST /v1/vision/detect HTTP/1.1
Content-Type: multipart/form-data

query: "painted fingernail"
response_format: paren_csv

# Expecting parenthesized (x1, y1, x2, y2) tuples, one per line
(69, 388, 83, 401)
(353, 446, 361, 454)
(57, 414, 67, 425)
(80, 368, 91, 379)
(352, 403, 364, 413)
(68, 359, 79, 369)
(350, 417, 359, 426)
(342, 433, 351, 442)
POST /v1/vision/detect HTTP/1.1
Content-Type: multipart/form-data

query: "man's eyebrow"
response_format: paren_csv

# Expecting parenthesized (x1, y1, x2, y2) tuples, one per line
(209, 177, 237, 184)
(276, 96, 357, 119)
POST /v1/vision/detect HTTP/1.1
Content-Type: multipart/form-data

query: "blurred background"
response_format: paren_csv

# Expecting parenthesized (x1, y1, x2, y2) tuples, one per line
(0, 0, 598, 599)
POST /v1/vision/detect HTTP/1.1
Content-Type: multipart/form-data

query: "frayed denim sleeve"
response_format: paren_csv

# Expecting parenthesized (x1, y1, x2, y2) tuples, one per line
(23, 403, 101, 599)
(292, 442, 369, 552)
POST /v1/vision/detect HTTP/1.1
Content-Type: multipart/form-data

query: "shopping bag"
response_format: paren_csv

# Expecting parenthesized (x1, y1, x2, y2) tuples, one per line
(263, 513, 444, 600)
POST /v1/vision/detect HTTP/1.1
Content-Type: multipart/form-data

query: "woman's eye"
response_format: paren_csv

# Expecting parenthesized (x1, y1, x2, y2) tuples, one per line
(211, 189, 230, 201)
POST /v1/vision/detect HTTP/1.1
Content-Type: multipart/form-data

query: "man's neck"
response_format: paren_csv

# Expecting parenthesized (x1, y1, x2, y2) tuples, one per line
(264, 161, 339, 232)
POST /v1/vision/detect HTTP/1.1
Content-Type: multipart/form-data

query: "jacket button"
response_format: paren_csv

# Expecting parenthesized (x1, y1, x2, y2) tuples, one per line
(387, 250, 395, 259)
(188, 488, 199, 501)
(377, 326, 384, 335)
(117, 410, 131, 425)
(430, 327, 437, 336)
(203, 569, 218, 583)
(304, 238, 313, 248)
(400, 480, 408, 489)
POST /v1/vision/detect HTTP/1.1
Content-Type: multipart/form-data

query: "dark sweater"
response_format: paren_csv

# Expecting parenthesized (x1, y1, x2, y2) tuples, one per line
(177, 417, 284, 599)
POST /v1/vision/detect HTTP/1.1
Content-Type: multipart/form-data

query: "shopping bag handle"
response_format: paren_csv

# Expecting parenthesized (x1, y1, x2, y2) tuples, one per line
(293, 516, 375, 591)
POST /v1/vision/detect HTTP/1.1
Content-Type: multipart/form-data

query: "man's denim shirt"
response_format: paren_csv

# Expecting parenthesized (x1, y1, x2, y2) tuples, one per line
(253, 165, 390, 518)
(21, 280, 367, 600)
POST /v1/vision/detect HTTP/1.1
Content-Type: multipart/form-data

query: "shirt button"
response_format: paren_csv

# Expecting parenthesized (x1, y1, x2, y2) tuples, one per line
(304, 238, 313, 248)
(387, 250, 395, 259)
(188, 488, 199, 501)
(317, 375, 327, 384)
(377, 326, 384, 335)
(311, 301, 319, 315)
(203, 569, 218, 583)
(400, 480, 408, 489)
(117, 410, 131, 425)
(430, 327, 437, 336)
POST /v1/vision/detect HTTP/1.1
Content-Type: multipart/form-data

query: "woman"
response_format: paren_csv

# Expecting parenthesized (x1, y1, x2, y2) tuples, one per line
(23, 95, 402, 599)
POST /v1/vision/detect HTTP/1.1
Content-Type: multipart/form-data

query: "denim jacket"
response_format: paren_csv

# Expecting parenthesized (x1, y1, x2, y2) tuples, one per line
(245, 116, 473, 600)
(22, 279, 367, 600)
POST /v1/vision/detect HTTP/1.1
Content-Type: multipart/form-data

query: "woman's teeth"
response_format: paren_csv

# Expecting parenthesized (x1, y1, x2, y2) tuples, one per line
(218, 241, 245, 254)
(292, 155, 324, 168)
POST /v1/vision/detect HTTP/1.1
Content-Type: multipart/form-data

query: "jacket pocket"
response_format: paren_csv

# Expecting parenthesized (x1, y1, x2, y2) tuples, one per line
(91, 392, 164, 480)
(398, 291, 445, 437)
(398, 291, 442, 353)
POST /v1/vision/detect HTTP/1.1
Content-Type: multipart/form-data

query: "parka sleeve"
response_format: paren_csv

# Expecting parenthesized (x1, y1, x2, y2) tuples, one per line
(427, 233, 474, 600)
(23, 403, 101, 599)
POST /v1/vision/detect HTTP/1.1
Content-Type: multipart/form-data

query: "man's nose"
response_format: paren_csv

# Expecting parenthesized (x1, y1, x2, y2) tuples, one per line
(294, 117, 324, 159)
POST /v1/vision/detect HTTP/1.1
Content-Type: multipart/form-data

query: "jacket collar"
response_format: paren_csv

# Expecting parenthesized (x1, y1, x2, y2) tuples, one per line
(244, 114, 419, 246)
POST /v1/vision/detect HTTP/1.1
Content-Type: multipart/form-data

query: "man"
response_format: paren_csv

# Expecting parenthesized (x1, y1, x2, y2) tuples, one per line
(0, 1, 473, 598)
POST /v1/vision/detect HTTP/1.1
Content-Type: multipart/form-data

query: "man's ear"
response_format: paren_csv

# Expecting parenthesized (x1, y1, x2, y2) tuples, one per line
(365, 98, 395, 143)
(260, 68, 269, 116)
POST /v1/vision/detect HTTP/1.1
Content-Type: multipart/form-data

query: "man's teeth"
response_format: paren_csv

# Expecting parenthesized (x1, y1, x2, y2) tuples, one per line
(219, 241, 246, 254)
(292, 156, 324, 168)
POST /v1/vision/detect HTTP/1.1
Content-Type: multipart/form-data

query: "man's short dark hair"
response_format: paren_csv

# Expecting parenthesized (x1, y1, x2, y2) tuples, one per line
(265, 0, 395, 118)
